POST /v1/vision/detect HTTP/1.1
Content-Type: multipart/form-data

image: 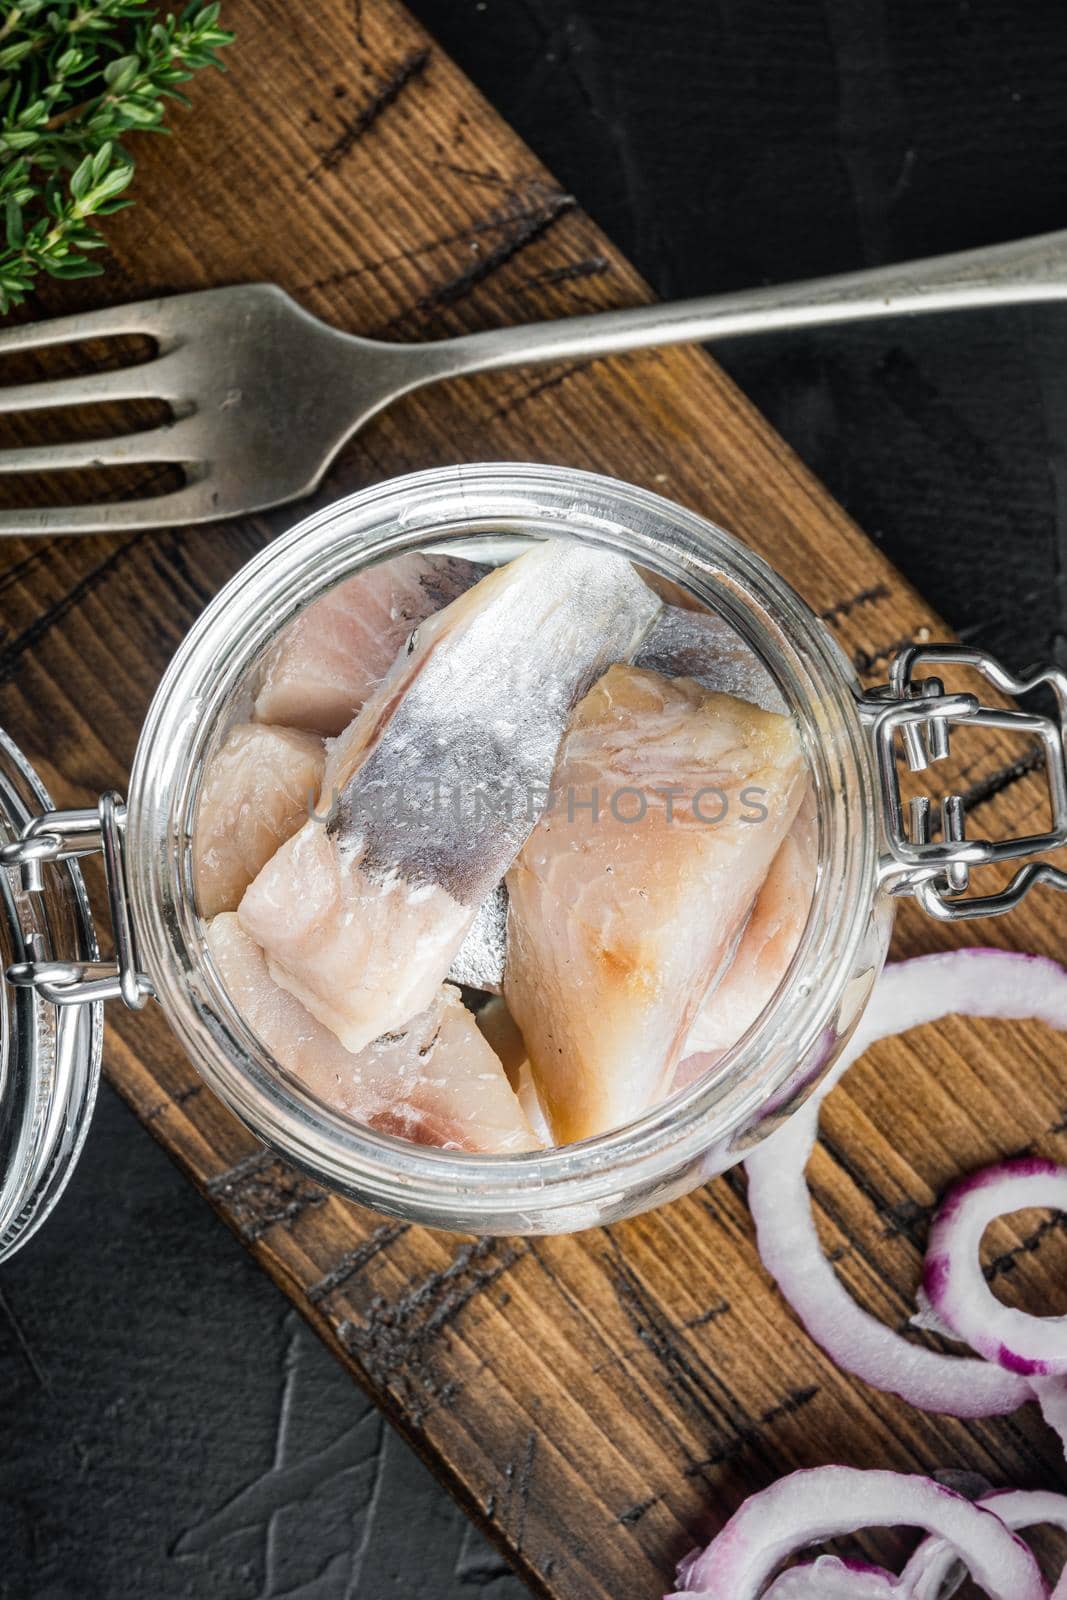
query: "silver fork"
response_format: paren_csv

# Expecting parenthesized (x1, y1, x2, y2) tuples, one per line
(4, 228, 1067, 536)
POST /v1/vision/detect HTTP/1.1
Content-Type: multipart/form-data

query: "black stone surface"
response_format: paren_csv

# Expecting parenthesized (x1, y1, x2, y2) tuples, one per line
(1, 1089, 522, 1600)
(416, 0, 1067, 677)
(4, 3, 1067, 1596)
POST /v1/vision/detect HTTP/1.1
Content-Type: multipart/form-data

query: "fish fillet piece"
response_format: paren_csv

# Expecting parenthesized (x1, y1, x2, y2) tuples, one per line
(505, 665, 807, 1143)
(437, 600, 786, 994)
(194, 722, 325, 918)
(672, 1048, 724, 1091)
(684, 784, 817, 1057)
(206, 915, 539, 1153)
(253, 551, 482, 736)
(476, 996, 554, 1146)
(240, 540, 660, 1054)
(634, 603, 785, 712)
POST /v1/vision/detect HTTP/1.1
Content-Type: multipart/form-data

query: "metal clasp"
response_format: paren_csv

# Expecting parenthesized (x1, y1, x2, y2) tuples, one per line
(0, 791, 153, 1008)
(859, 645, 1067, 920)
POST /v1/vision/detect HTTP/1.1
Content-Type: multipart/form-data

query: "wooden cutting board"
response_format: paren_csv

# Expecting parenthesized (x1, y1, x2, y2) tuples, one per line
(2, 1, 1066, 1593)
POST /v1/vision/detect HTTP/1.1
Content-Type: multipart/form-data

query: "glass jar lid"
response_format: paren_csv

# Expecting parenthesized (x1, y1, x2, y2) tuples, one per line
(0, 728, 103, 1263)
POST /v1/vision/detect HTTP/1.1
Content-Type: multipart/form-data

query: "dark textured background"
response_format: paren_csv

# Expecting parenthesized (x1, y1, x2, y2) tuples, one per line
(3, 2, 1066, 1595)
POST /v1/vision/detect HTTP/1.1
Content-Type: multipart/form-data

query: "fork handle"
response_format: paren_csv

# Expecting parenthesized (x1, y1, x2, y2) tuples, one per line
(410, 229, 1067, 382)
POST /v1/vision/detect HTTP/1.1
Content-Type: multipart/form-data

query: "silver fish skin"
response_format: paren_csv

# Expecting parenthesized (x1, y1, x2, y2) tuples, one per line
(634, 604, 785, 712)
(240, 540, 661, 1054)
(448, 882, 508, 994)
(323, 540, 662, 900)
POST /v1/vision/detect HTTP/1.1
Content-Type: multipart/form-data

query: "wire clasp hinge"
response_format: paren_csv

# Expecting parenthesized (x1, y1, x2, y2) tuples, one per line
(0, 791, 153, 1008)
(858, 645, 1067, 921)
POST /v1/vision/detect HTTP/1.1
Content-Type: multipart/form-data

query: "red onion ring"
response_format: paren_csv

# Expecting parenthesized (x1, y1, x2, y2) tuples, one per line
(745, 951, 1067, 1419)
(762, 1554, 901, 1595)
(668, 1466, 1046, 1599)
(923, 1160, 1067, 1376)
(903, 1487, 1067, 1600)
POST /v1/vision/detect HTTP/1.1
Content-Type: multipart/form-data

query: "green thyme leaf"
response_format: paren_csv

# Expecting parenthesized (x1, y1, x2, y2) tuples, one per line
(0, 0, 234, 313)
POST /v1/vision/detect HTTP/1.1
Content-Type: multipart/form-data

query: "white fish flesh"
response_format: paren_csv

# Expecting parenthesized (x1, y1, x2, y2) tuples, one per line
(253, 551, 482, 736)
(206, 914, 540, 1153)
(239, 541, 661, 1053)
(476, 996, 553, 1146)
(194, 722, 325, 918)
(505, 665, 807, 1143)
(683, 784, 817, 1057)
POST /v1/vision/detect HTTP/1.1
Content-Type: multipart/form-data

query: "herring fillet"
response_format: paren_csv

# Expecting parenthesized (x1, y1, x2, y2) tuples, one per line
(634, 603, 786, 712)
(448, 601, 788, 993)
(193, 722, 325, 917)
(239, 541, 661, 1054)
(253, 551, 482, 736)
(505, 665, 807, 1143)
(206, 915, 540, 1153)
(683, 783, 817, 1059)
(476, 995, 554, 1146)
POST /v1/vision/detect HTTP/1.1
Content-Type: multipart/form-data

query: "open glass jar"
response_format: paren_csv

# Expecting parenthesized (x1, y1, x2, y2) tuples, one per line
(2, 463, 1065, 1252)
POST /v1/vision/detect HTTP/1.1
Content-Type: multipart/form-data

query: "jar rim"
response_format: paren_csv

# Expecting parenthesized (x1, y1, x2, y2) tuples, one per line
(127, 464, 881, 1231)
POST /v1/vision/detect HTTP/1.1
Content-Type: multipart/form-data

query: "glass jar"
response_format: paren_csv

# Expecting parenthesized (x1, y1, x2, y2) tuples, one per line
(2, 463, 1064, 1251)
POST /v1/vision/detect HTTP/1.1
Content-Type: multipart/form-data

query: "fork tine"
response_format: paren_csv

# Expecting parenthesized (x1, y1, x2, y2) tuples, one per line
(0, 481, 222, 537)
(0, 424, 200, 474)
(0, 299, 167, 355)
(0, 355, 184, 413)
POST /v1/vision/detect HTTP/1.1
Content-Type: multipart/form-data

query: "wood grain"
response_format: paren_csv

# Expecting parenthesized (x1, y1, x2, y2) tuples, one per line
(1, 2, 1065, 1594)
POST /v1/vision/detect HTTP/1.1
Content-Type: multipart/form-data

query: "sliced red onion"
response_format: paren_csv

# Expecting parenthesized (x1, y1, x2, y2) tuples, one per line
(745, 950, 1067, 1418)
(849, 950, 1067, 1048)
(923, 1159, 1067, 1376)
(903, 1487, 1067, 1600)
(762, 1554, 901, 1596)
(910, 1286, 961, 1341)
(668, 1466, 1046, 1599)
(746, 1095, 1033, 1416)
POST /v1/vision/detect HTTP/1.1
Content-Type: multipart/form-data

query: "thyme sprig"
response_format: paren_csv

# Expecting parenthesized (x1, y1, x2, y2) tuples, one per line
(0, 1, 233, 312)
